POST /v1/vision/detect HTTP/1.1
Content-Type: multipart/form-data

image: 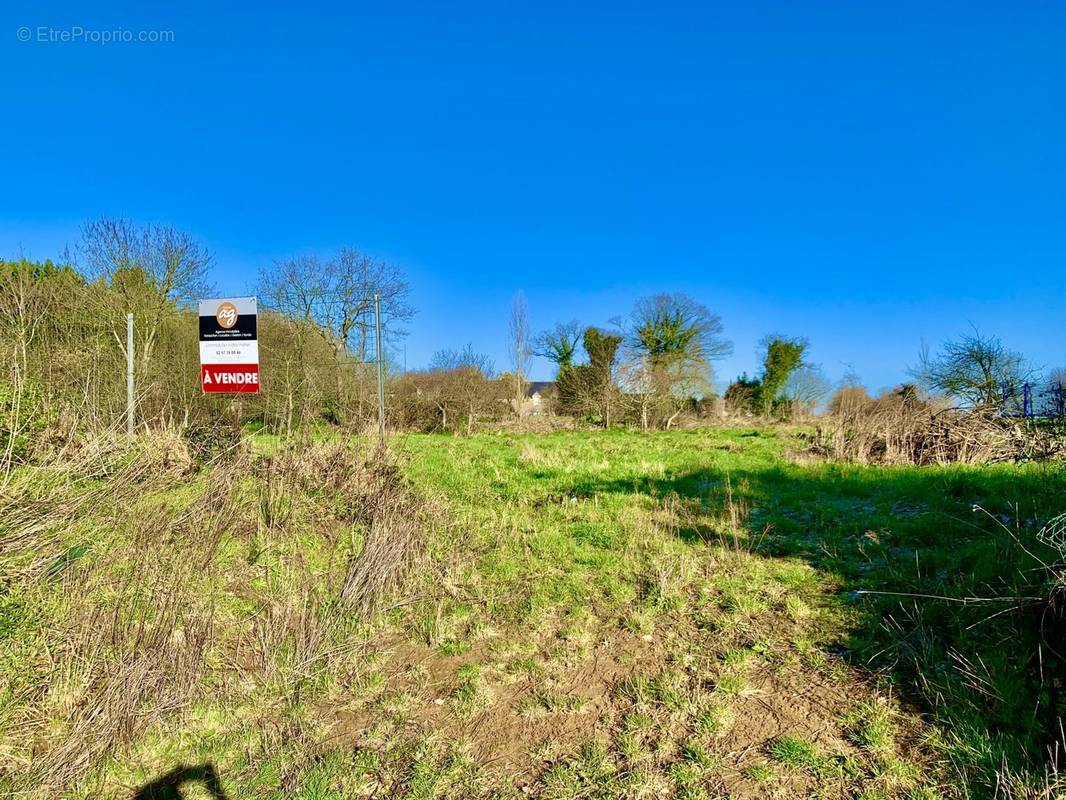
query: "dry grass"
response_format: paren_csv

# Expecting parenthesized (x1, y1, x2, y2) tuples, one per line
(812, 390, 1062, 465)
(259, 439, 429, 612)
(0, 430, 201, 583)
(30, 567, 215, 792)
(484, 415, 580, 434)
(340, 493, 424, 611)
(5, 452, 235, 792)
(0, 431, 433, 797)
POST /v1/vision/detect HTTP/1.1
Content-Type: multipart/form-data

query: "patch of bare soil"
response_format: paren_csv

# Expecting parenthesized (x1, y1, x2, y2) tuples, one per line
(331, 628, 669, 782)
(717, 667, 862, 796)
(325, 619, 932, 798)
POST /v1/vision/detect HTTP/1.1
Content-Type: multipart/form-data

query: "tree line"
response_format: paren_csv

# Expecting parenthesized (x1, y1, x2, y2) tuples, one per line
(0, 218, 418, 461)
(2, 217, 1061, 462)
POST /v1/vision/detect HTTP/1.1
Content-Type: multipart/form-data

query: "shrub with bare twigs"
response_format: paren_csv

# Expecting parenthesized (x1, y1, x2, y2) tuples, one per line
(812, 386, 1063, 465)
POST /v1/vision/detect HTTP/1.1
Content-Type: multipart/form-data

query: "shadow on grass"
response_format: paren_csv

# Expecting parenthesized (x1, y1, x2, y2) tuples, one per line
(133, 763, 230, 800)
(569, 460, 1066, 789)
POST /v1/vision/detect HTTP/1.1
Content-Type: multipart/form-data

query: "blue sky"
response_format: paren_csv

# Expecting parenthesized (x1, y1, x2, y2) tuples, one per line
(2, 1, 1063, 390)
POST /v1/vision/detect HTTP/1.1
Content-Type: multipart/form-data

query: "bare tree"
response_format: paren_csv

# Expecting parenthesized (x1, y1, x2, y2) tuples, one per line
(78, 217, 138, 282)
(0, 259, 62, 372)
(783, 364, 830, 416)
(259, 247, 413, 359)
(429, 345, 498, 433)
(257, 254, 328, 335)
(1043, 367, 1066, 417)
(259, 248, 414, 425)
(78, 217, 213, 374)
(508, 291, 531, 415)
(913, 329, 1031, 410)
(0, 259, 73, 471)
(429, 344, 496, 377)
(827, 368, 872, 418)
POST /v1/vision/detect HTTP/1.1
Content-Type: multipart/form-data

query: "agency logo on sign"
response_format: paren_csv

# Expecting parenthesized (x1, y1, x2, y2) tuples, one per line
(215, 301, 238, 329)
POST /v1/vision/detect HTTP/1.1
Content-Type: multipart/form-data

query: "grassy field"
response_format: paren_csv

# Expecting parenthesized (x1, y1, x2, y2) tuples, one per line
(2, 426, 1065, 798)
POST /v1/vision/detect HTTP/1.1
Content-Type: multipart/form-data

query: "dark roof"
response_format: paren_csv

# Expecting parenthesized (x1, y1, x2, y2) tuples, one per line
(526, 381, 555, 397)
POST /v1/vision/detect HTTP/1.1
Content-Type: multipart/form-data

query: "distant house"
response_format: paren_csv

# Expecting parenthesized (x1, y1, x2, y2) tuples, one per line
(523, 381, 555, 415)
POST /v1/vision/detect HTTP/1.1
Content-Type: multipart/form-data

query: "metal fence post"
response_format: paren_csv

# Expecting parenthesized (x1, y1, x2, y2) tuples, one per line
(126, 312, 135, 439)
(374, 293, 385, 448)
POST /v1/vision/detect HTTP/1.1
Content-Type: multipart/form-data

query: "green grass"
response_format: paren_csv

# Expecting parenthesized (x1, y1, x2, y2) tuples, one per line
(769, 735, 821, 770)
(398, 427, 1066, 796)
(3, 425, 1064, 799)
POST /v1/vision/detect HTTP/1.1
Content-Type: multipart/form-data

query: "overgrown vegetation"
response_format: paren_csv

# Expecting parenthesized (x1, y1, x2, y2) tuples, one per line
(814, 385, 1064, 465)
(3, 220, 1066, 799)
(0, 222, 423, 461)
(0, 433, 430, 797)
(4, 426, 1064, 798)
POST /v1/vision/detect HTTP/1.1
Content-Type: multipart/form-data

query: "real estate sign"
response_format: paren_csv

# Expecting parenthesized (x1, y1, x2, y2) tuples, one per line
(199, 296, 259, 393)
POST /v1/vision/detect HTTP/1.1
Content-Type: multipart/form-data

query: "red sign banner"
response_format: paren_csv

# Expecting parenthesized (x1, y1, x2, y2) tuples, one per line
(201, 364, 260, 393)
